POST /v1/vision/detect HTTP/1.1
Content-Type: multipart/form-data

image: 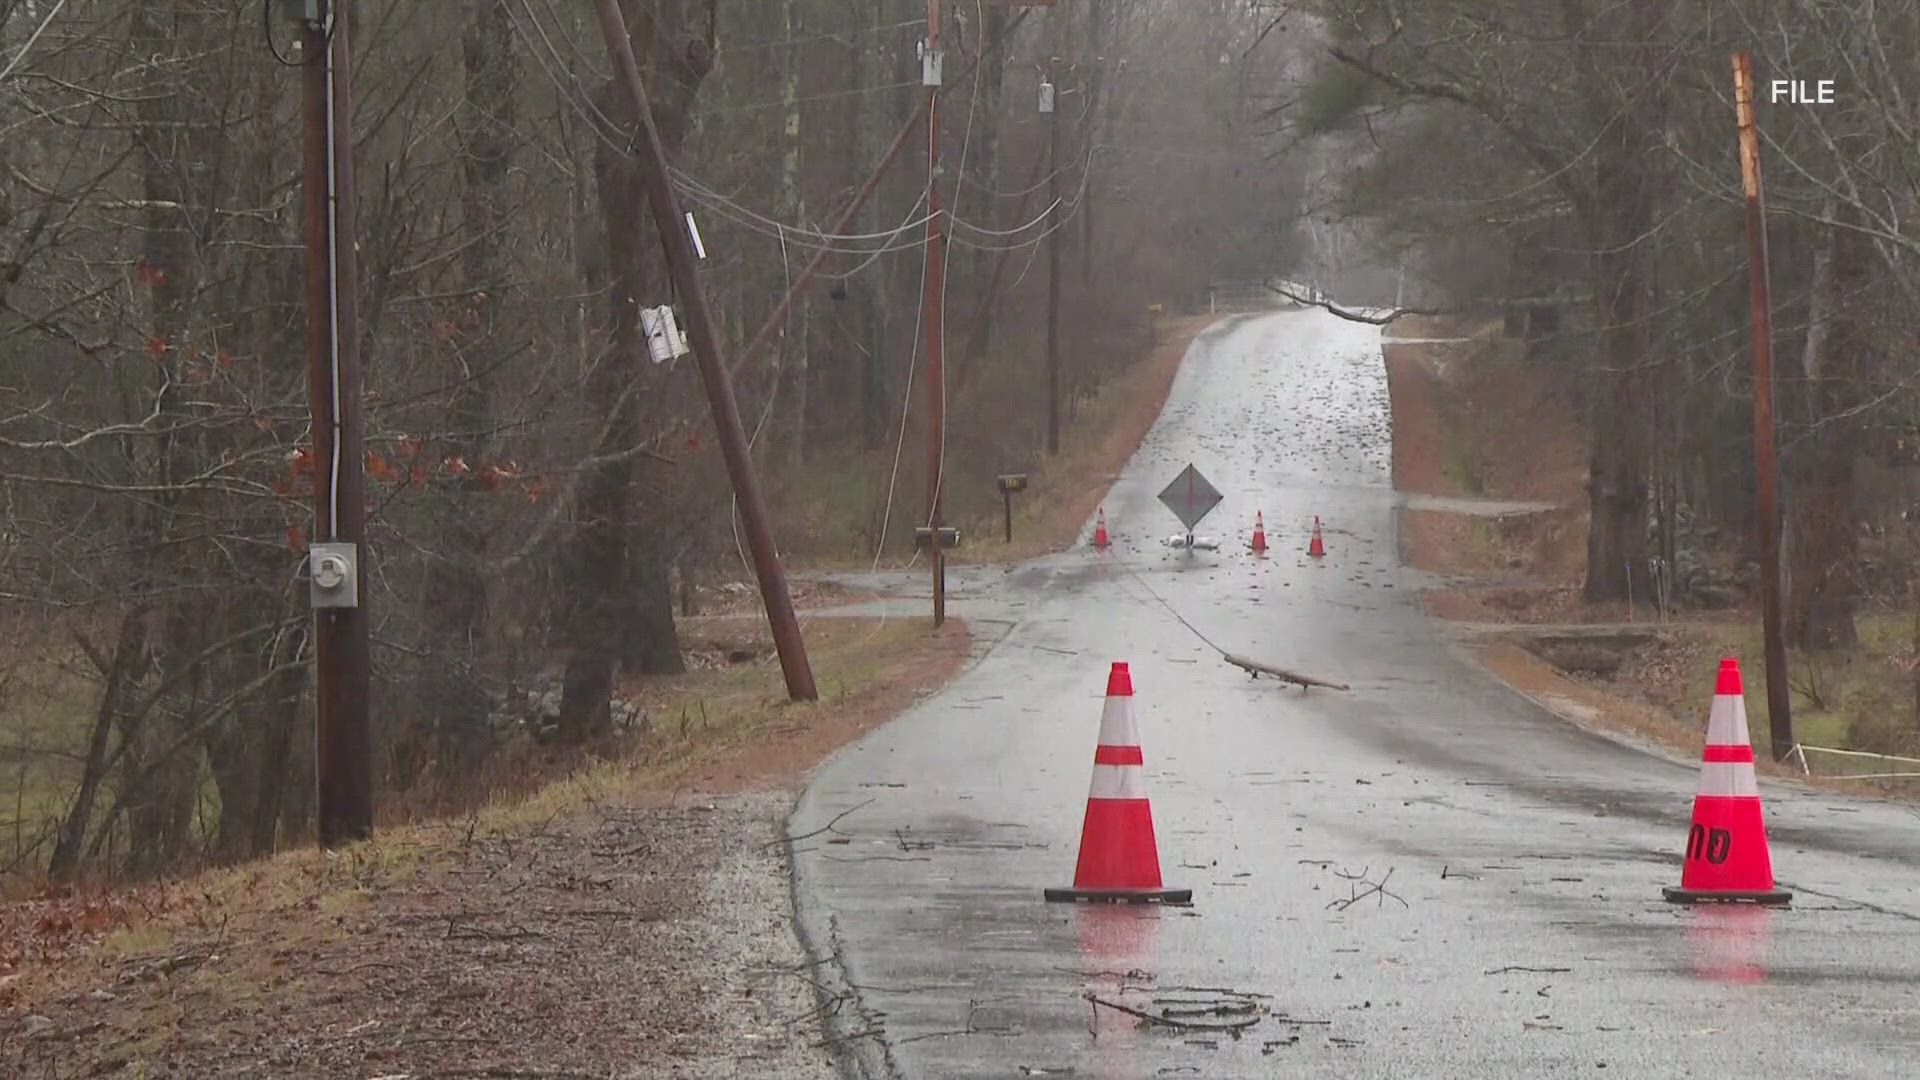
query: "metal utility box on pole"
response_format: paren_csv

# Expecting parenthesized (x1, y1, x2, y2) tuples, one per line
(591, 0, 817, 702)
(299, 0, 373, 846)
(1731, 51, 1794, 760)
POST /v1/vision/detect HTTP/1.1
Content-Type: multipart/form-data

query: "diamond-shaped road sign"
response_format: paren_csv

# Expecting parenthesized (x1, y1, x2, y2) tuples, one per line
(1157, 464, 1223, 532)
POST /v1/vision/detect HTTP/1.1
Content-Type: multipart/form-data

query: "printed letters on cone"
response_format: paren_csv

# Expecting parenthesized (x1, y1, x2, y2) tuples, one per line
(1045, 662, 1191, 905)
(1663, 657, 1791, 906)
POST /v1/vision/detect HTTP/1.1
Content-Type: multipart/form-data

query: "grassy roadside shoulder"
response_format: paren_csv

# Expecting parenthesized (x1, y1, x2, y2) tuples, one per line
(770, 312, 1225, 569)
(2, 616, 970, 1077)
(1384, 320, 1917, 791)
(944, 312, 1223, 565)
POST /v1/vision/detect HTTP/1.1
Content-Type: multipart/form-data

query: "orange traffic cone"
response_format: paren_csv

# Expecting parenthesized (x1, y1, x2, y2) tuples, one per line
(1045, 662, 1191, 905)
(1250, 511, 1268, 554)
(1663, 657, 1791, 906)
(1307, 516, 1326, 558)
(1092, 507, 1110, 549)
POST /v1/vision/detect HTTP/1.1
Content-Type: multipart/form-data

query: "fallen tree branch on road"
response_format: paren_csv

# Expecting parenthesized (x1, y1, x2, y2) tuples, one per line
(1223, 653, 1351, 691)
(1264, 282, 1443, 325)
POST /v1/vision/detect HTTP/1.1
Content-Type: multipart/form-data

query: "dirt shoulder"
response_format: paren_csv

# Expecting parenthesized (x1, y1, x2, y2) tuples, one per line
(3, 617, 971, 1079)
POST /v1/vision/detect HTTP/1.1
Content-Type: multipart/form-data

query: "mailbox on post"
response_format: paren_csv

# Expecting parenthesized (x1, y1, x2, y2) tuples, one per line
(996, 474, 1029, 542)
(914, 526, 961, 551)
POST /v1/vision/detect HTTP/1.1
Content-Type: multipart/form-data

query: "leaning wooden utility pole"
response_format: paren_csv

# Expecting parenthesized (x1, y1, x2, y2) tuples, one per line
(924, 0, 949, 627)
(591, 0, 817, 701)
(1732, 51, 1794, 760)
(301, 0, 373, 845)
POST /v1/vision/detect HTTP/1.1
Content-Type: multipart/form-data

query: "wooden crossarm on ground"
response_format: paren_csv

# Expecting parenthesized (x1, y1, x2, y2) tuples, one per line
(1222, 652, 1351, 692)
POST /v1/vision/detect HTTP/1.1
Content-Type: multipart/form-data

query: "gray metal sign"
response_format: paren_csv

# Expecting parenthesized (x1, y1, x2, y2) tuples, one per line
(1157, 464, 1223, 532)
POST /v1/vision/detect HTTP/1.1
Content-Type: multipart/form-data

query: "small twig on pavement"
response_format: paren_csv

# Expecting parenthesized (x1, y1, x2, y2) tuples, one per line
(771, 797, 876, 849)
(811, 1027, 884, 1049)
(1326, 866, 1409, 911)
(1485, 966, 1571, 975)
(1086, 993, 1264, 1032)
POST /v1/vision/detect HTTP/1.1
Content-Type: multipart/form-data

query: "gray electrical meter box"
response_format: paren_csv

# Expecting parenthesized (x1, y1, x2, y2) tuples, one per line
(309, 541, 360, 609)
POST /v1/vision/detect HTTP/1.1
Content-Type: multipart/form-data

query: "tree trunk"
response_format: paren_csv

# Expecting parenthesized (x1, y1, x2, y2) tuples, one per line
(413, 0, 520, 769)
(48, 609, 148, 876)
(555, 7, 708, 743)
(777, 0, 809, 453)
(1578, 13, 1663, 602)
(247, 624, 311, 855)
(1786, 201, 1861, 650)
(1581, 275, 1654, 601)
(853, 1, 896, 452)
(119, 2, 223, 873)
(1080, 0, 1109, 290)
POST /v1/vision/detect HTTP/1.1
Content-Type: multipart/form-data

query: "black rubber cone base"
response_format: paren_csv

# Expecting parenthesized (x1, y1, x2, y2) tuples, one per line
(1662, 886, 1792, 906)
(1044, 887, 1193, 905)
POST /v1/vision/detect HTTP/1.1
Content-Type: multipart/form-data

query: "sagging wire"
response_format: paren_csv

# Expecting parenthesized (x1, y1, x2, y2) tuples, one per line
(1099, 544, 1232, 659)
(949, 156, 1096, 253)
(677, 188, 934, 258)
(671, 169, 939, 255)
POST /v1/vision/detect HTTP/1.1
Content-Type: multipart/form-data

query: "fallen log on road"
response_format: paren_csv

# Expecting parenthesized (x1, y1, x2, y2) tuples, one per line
(1222, 652, 1351, 691)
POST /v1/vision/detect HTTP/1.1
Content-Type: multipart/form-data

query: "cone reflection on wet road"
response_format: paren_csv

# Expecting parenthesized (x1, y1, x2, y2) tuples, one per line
(1076, 904, 1160, 1080)
(1684, 904, 1774, 984)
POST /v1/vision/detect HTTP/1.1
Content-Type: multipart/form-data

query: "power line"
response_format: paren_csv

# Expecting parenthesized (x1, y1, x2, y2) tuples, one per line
(675, 186, 934, 259)
(722, 17, 927, 53)
(706, 80, 922, 114)
(672, 167, 939, 246)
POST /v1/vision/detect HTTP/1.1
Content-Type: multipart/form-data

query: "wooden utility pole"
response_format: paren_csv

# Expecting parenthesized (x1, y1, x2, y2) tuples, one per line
(590, 0, 817, 701)
(925, 0, 948, 627)
(301, 0, 373, 845)
(1732, 51, 1794, 759)
(1044, 37, 1062, 455)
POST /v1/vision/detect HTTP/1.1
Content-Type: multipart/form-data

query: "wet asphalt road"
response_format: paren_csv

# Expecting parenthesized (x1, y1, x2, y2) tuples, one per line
(790, 309, 1920, 1079)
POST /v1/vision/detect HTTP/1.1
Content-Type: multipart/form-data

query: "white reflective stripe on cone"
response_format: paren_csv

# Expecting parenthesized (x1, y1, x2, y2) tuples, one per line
(1705, 693, 1752, 748)
(1695, 761, 1761, 798)
(1096, 696, 1140, 749)
(1088, 764, 1148, 800)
